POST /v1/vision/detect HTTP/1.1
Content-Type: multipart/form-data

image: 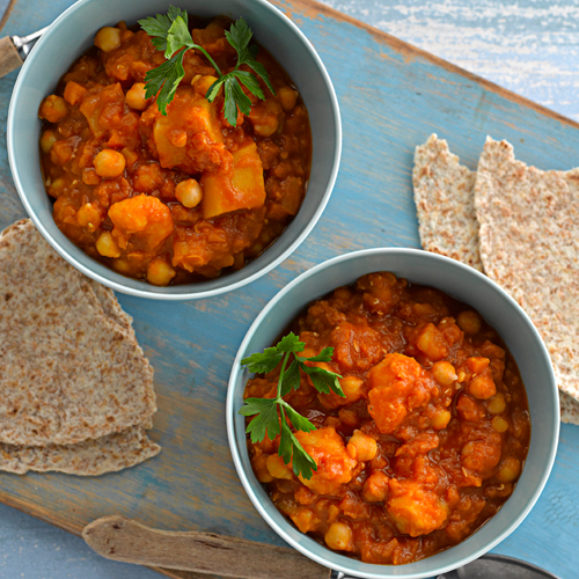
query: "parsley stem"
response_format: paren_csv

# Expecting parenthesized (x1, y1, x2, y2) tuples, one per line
(276, 351, 291, 400)
(186, 42, 222, 77)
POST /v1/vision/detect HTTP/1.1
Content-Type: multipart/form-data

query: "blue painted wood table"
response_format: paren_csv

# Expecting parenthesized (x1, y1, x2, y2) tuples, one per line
(0, 0, 577, 577)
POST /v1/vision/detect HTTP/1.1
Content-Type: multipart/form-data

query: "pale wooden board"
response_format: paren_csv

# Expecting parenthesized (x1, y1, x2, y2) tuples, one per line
(0, 0, 577, 577)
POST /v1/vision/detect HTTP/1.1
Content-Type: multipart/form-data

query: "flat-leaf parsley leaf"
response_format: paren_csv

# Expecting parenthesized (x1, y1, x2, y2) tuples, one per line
(139, 7, 274, 124)
(239, 332, 344, 479)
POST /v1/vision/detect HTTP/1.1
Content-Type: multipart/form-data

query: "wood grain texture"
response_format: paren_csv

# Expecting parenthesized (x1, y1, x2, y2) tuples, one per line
(0, 0, 16, 33)
(319, 0, 579, 124)
(82, 516, 330, 578)
(0, 0, 577, 578)
(0, 35, 21, 77)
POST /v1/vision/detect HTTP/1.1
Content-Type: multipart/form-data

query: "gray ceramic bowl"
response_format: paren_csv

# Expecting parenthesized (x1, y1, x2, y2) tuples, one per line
(226, 248, 559, 579)
(7, 0, 341, 299)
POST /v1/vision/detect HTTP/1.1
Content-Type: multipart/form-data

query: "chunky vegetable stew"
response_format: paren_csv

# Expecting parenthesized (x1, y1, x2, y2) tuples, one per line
(38, 17, 311, 285)
(244, 272, 530, 565)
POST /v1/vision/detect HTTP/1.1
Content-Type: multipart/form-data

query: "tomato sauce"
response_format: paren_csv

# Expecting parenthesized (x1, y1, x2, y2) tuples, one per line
(245, 272, 530, 564)
(38, 17, 311, 285)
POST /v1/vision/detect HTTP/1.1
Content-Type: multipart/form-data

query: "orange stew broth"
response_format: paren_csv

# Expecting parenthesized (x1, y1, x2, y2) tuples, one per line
(38, 17, 311, 285)
(245, 272, 530, 565)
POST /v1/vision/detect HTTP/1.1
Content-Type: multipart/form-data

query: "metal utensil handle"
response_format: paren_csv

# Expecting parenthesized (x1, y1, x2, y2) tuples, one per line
(0, 25, 48, 78)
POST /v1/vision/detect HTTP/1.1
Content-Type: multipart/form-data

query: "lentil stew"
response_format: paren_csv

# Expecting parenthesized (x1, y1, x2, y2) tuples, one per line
(244, 272, 530, 565)
(38, 17, 311, 285)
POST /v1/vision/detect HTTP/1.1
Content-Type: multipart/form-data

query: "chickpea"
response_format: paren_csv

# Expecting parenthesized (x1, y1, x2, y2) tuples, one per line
(94, 149, 126, 178)
(492, 416, 509, 433)
(430, 408, 452, 430)
(340, 375, 364, 401)
(147, 258, 176, 286)
(193, 75, 218, 97)
(253, 114, 279, 137)
(94, 26, 122, 52)
(47, 177, 66, 198)
(278, 87, 298, 111)
(469, 373, 497, 400)
(76, 203, 101, 231)
(497, 457, 521, 483)
(457, 310, 482, 334)
(347, 430, 377, 461)
(362, 471, 390, 503)
(432, 361, 458, 386)
(266, 454, 293, 480)
(40, 130, 57, 153)
(324, 521, 354, 552)
(252, 454, 273, 483)
(125, 82, 148, 111)
(290, 507, 319, 533)
(39, 95, 68, 123)
(250, 100, 282, 137)
(487, 393, 507, 414)
(113, 258, 131, 275)
(416, 323, 448, 360)
(175, 179, 203, 208)
(96, 231, 121, 258)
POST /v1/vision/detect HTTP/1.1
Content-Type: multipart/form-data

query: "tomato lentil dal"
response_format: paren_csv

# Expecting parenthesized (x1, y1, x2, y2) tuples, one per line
(244, 272, 530, 565)
(38, 17, 311, 285)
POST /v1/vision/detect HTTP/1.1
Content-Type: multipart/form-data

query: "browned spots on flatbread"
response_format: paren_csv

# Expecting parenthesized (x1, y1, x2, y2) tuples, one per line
(0, 219, 158, 447)
(475, 137, 578, 406)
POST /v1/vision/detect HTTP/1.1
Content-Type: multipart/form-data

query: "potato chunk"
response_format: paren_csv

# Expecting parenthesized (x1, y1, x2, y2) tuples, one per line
(151, 87, 230, 174)
(367, 353, 433, 434)
(108, 194, 173, 251)
(201, 141, 266, 219)
(388, 479, 448, 537)
(294, 426, 357, 496)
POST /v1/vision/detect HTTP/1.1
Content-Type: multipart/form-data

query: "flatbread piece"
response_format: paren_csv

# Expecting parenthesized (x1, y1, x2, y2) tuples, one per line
(475, 138, 578, 405)
(412, 135, 579, 424)
(0, 427, 160, 475)
(0, 219, 157, 446)
(413, 134, 482, 270)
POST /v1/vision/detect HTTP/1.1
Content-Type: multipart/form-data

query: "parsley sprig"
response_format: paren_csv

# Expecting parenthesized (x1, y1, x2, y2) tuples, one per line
(240, 333, 344, 479)
(138, 6, 274, 125)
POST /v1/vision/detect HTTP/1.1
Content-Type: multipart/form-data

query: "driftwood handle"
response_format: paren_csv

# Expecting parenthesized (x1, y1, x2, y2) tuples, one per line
(0, 36, 22, 77)
(82, 515, 331, 579)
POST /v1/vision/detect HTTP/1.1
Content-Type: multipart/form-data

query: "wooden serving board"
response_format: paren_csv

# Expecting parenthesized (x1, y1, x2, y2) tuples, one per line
(0, 0, 578, 577)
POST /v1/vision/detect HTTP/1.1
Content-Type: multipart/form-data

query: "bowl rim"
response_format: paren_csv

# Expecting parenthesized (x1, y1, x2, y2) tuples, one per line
(226, 247, 560, 579)
(7, 0, 342, 300)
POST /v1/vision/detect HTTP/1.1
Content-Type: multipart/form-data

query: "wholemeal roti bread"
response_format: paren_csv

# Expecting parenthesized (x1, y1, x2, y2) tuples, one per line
(88, 279, 134, 333)
(475, 138, 579, 407)
(412, 136, 579, 424)
(0, 219, 157, 446)
(413, 134, 482, 271)
(0, 427, 160, 475)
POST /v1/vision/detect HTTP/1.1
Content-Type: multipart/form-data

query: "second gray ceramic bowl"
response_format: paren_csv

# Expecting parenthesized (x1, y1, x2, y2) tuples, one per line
(226, 248, 559, 579)
(7, 0, 341, 299)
